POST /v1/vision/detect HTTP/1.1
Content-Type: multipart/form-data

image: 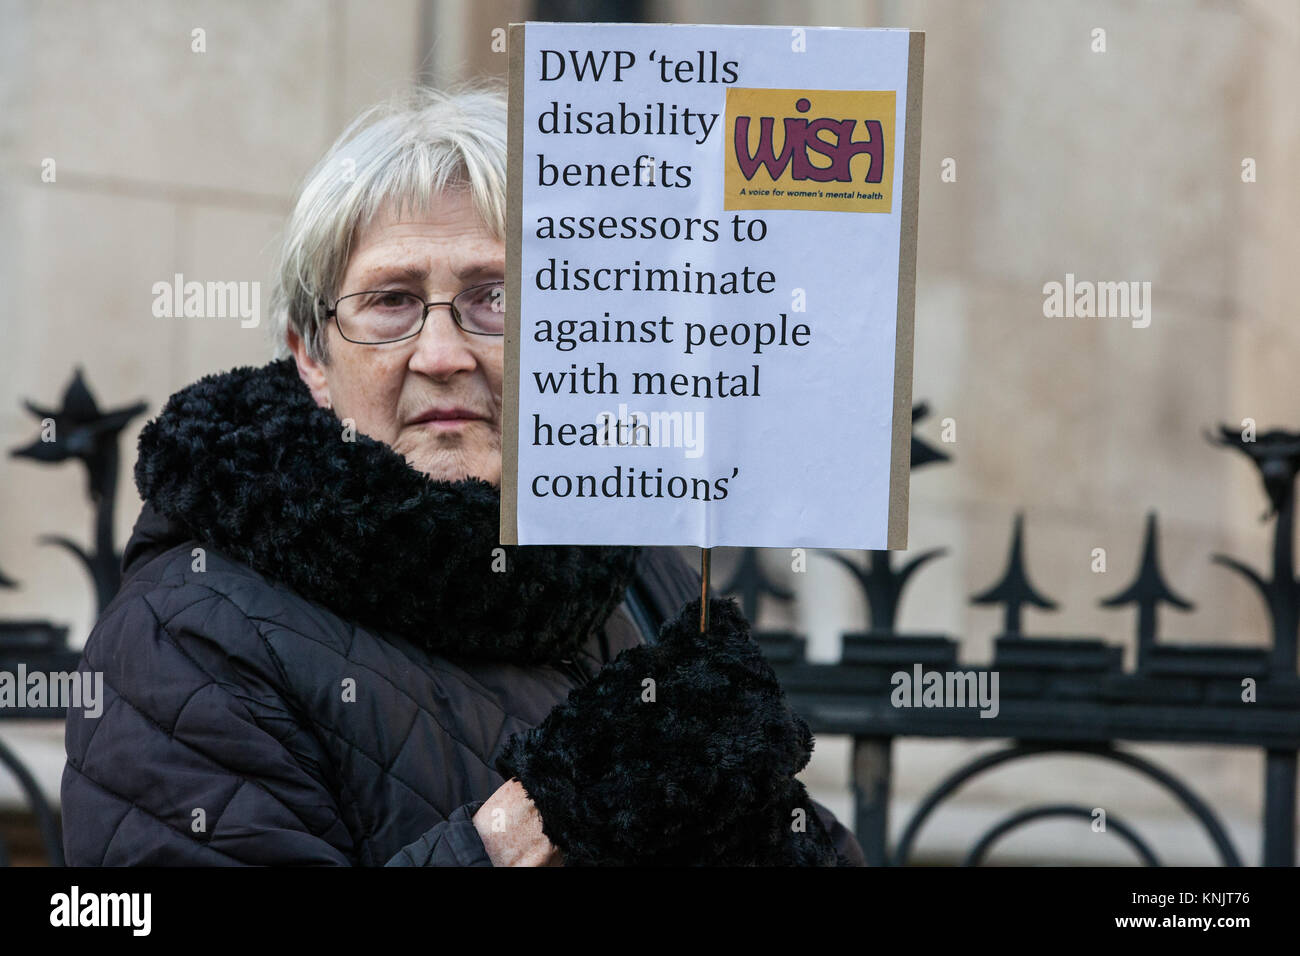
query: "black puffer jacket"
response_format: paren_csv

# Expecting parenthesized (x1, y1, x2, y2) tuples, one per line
(61, 359, 864, 866)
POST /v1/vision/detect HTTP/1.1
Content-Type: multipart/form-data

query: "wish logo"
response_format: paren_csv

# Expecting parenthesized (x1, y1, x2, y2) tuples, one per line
(723, 88, 896, 213)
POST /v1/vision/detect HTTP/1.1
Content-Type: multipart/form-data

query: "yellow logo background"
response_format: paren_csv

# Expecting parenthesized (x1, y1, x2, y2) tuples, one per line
(724, 88, 896, 214)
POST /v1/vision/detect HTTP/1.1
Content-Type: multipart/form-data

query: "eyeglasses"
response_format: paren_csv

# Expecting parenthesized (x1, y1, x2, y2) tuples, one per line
(325, 281, 505, 344)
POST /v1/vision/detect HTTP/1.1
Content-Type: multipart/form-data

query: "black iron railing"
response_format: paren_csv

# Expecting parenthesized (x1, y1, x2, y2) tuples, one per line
(718, 406, 1300, 866)
(3, 376, 1298, 866)
(0, 369, 144, 864)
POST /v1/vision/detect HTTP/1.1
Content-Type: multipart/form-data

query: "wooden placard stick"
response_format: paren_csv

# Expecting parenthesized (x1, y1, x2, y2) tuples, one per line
(700, 547, 711, 633)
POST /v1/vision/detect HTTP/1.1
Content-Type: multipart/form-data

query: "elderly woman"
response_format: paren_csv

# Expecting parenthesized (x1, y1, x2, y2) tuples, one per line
(60, 86, 863, 866)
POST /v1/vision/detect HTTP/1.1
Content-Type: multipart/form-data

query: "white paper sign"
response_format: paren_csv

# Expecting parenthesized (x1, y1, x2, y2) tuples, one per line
(503, 21, 923, 549)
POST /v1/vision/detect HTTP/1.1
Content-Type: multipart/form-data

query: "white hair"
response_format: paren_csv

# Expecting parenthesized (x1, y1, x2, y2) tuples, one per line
(271, 83, 507, 363)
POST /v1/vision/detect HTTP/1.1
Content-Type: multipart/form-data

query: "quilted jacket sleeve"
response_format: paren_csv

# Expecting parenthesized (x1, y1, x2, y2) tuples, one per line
(60, 574, 490, 867)
(385, 802, 492, 866)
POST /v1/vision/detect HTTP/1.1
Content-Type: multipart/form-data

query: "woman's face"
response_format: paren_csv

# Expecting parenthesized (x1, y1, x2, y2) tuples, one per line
(290, 190, 506, 485)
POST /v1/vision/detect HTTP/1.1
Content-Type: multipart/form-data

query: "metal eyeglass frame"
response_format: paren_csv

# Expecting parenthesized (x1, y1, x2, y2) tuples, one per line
(324, 280, 505, 344)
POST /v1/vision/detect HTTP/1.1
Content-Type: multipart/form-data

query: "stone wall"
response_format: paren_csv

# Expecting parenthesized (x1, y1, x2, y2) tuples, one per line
(1, 0, 1296, 864)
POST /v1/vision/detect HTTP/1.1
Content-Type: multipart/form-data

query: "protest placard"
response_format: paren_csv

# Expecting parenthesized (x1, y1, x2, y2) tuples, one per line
(502, 21, 923, 549)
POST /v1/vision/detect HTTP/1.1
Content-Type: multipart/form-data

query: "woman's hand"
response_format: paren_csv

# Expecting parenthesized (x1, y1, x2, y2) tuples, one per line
(472, 777, 563, 866)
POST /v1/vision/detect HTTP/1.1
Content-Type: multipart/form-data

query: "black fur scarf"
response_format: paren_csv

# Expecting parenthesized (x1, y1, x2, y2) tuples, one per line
(134, 358, 641, 665)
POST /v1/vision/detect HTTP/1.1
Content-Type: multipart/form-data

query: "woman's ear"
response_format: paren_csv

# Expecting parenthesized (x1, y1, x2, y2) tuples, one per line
(287, 327, 332, 409)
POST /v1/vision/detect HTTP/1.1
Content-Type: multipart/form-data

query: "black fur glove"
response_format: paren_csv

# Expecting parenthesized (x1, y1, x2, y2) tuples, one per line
(495, 596, 840, 866)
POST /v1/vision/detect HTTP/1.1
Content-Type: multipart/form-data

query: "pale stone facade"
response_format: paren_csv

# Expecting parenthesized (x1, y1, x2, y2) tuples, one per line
(1, 0, 1296, 864)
